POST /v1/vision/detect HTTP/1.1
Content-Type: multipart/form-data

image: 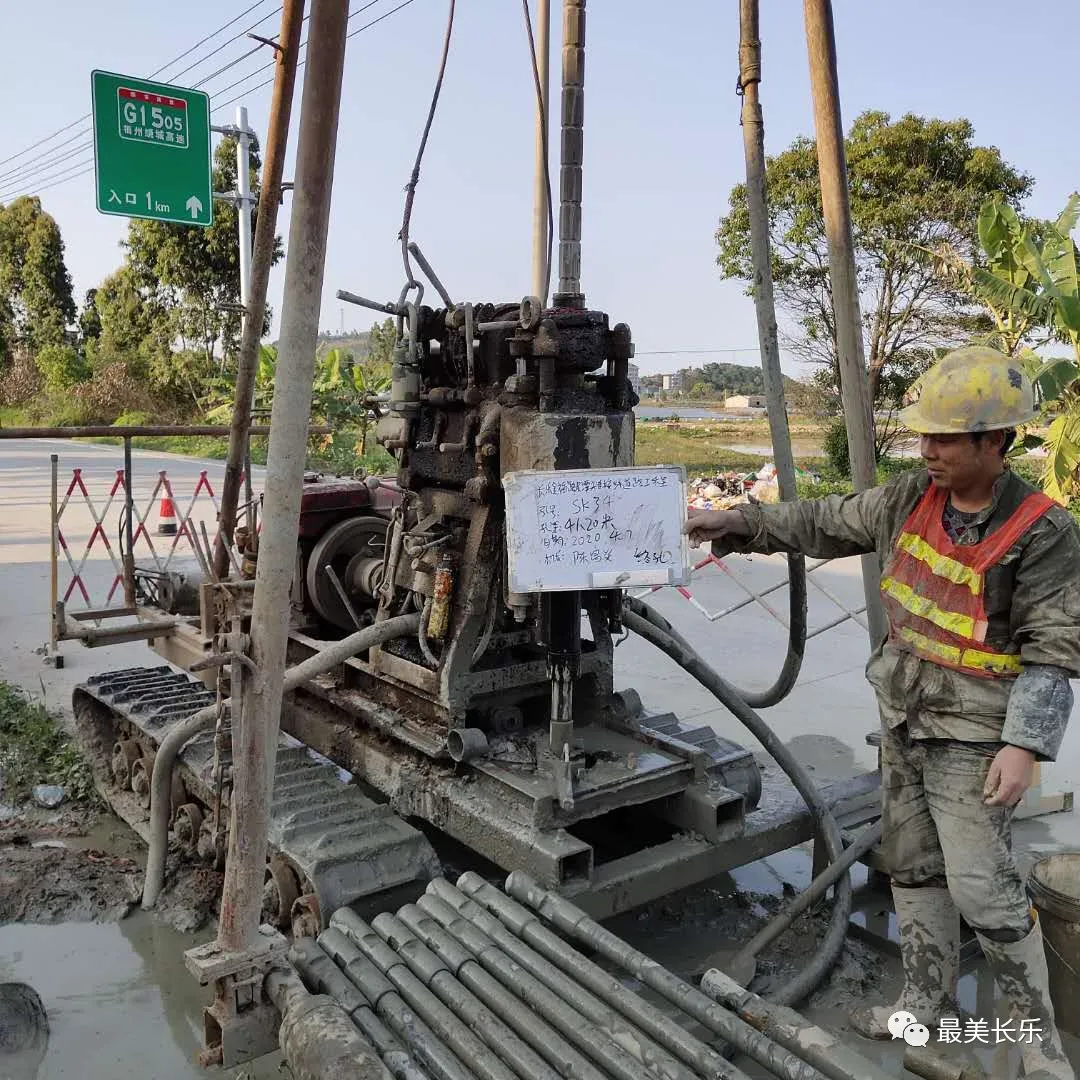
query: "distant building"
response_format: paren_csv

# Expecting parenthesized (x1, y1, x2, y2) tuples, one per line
(725, 394, 766, 409)
(661, 372, 684, 393)
(627, 362, 641, 396)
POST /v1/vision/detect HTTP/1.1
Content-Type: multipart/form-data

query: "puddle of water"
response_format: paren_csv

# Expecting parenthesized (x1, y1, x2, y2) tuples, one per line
(0, 917, 285, 1079)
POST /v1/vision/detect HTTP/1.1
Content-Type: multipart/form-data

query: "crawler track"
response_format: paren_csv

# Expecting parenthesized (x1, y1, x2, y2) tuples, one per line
(72, 665, 440, 935)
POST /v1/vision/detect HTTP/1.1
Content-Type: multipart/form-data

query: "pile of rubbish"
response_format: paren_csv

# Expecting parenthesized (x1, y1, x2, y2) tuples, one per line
(688, 462, 822, 511)
(688, 463, 780, 510)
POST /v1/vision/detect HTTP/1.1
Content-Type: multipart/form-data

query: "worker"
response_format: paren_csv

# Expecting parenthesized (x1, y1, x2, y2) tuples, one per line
(685, 347, 1077, 1078)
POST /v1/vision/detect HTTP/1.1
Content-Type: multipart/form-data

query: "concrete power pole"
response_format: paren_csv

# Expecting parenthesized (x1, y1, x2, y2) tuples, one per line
(214, 0, 306, 583)
(802, 0, 886, 646)
(531, 0, 551, 304)
(737, 0, 796, 503)
(216, 0, 350, 951)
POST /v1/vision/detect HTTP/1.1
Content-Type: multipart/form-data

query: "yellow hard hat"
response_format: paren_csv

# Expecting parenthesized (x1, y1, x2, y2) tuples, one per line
(899, 346, 1037, 435)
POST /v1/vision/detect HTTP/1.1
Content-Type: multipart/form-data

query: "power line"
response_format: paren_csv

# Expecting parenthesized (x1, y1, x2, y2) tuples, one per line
(0, 136, 93, 187)
(163, 2, 282, 83)
(4, 0, 423, 202)
(0, 159, 96, 203)
(0, 0, 280, 172)
(212, 0, 420, 115)
(634, 347, 762, 356)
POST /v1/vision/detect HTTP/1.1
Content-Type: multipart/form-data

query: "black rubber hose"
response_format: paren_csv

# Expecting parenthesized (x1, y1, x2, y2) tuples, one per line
(740, 553, 807, 708)
(622, 605, 852, 1009)
(626, 552, 806, 710)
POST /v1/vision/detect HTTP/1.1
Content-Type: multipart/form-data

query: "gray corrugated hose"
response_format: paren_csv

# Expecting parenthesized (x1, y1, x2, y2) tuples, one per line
(141, 613, 421, 910)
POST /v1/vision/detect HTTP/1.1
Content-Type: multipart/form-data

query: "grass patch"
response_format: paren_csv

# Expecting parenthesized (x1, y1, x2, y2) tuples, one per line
(0, 681, 96, 805)
(637, 416, 826, 440)
(635, 423, 826, 475)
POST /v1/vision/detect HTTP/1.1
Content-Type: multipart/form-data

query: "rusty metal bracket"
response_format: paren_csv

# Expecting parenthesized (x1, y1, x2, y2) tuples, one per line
(185, 927, 290, 1070)
(247, 32, 283, 52)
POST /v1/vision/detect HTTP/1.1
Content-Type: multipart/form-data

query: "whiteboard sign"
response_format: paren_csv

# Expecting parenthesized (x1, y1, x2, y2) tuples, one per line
(503, 465, 690, 593)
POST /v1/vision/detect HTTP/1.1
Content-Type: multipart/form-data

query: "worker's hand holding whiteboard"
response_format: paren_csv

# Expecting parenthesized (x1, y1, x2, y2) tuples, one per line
(503, 466, 689, 593)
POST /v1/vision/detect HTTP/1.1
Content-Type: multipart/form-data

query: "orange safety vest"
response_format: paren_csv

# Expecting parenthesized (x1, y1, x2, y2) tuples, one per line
(880, 484, 1054, 678)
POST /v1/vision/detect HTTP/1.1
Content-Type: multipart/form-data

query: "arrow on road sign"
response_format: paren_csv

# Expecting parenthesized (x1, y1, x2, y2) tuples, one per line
(185, 195, 204, 220)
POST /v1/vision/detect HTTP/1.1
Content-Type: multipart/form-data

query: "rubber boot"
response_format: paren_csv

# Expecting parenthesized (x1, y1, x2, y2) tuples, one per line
(975, 914, 1075, 1080)
(850, 885, 960, 1039)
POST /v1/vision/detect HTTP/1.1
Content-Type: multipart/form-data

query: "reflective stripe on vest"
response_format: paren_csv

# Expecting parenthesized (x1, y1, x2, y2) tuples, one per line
(893, 532, 982, 595)
(881, 482, 1054, 679)
(896, 626, 1022, 676)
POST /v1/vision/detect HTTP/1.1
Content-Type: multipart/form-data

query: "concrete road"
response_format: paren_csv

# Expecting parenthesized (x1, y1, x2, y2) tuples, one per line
(2, 436, 1078, 1078)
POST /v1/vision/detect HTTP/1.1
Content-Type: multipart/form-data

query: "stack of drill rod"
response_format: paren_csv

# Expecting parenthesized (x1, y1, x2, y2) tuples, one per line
(288, 870, 903, 1080)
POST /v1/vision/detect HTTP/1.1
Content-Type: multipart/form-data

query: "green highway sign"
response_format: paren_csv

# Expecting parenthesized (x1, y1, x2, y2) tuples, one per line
(91, 70, 213, 227)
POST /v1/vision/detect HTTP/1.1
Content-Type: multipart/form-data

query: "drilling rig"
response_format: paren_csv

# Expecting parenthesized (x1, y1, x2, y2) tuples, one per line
(68, 0, 879, 954)
(73, 288, 831, 934)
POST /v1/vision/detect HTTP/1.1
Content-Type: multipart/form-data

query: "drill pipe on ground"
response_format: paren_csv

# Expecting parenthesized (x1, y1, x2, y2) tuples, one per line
(265, 966, 390, 1080)
(370, 910, 565, 1080)
(699, 968, 895, 1080)
(291, 938, 432, 1080)
(455, 872, 740, 1080)
(330, 909, 519, 1080)
(415, 890, 712, 1080)
(394, 902, 610, 1080)
(319, 927, 475, 1080)
(425, 879, 709, 1080)
(505, 873, 834, 1080)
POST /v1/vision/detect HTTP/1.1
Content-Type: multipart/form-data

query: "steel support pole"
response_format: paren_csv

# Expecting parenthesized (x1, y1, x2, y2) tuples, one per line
(802, 0, 885, 645)
(531, 0, 551, 304)
(123, 436, 135, 608)
(554, 0, 585, 306)
(216, 0, 349, 951)
(737, 0, 795, 503)
(49, 453, 58, 654)
(236, 105, 254, 328)
(213, 0, 305, 582)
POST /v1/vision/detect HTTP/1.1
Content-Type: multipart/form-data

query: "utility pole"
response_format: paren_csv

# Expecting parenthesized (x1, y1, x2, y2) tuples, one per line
(554, 0, 585, 306)
(236, 105, 254, 333)
(802, 0, 886, 645)
(214, 0, 306, 582)
(531, 0, 551, 304)
(737, 0, 795, 502)
(216, 0, 349, 950)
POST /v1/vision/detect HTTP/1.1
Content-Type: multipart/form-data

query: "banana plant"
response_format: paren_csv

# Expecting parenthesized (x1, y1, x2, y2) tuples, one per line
(312, 346, 391, 456)
(929, 193, 1080, 502)
(204, 344, 278, 423)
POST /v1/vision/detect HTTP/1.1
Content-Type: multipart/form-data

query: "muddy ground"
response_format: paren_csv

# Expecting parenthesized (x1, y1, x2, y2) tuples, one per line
(0, 789, 884, 1015)
(0, 802, 223, 934)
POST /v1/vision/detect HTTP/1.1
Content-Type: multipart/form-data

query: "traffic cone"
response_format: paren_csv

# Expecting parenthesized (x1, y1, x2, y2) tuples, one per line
(157, 497, 178, 536)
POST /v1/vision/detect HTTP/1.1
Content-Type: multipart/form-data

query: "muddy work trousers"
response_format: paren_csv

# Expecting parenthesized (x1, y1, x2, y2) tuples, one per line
(879, 716, 1032, 936)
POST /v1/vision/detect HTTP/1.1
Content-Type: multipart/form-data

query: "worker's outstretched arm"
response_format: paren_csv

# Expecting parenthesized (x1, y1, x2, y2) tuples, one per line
(685, 486, 886, 561)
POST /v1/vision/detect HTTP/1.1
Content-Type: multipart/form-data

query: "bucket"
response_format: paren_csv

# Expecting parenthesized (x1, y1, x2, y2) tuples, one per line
(1028, 852, 1080, 1039)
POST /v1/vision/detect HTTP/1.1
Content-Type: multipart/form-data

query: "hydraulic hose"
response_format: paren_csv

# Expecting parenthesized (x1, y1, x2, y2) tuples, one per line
(622, 603, 852, 1008)
(142, 613, 421, 910)
(626, 559, 806, 710)
(739, 553, 807, 708)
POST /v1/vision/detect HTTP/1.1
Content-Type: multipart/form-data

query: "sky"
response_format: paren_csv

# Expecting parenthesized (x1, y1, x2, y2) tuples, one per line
(3, 0, 1080, 377)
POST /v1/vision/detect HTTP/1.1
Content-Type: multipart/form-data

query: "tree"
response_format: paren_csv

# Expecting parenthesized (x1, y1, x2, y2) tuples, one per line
(122, 134, 281, 372)
(716, 111, 1032, 426)
(0, 196, 75, 361)
(934, 193, 1080, 503)
(78, 288, 102, 348)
